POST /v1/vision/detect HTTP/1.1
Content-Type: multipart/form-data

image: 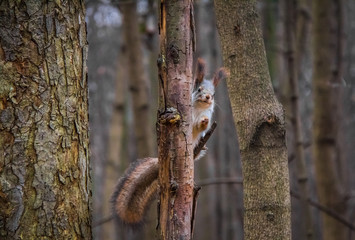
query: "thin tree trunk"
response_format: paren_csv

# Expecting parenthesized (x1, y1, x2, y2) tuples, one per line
(86, 3, 122, 238)
(295, 0, 311, 75)
(261, 0, 278, 84)
(285, 0, 314, 239)
(157, 0, 195, 239)
(312, 0, 348, 239)
(194, 2, 217, 239)
(0, 1, 91, 239)
(344, 2, 355, 237)
(119, 3, 156, 240)
(121, 1, 154, 158)
(198, 2, 243, 238)
(195, 1, 219, 239)
(104, 51, 129, 240)
(214, 0, 291, 239)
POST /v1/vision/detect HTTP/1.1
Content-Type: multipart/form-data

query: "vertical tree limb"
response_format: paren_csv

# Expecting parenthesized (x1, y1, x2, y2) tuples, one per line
(285, 0, 314, 239)
(121, 1, 154, 158)
(120, 3, 156, 239)
(312, 0, 348, 239)
(157, 0, 195, 239)
(214, 0, 291, 239)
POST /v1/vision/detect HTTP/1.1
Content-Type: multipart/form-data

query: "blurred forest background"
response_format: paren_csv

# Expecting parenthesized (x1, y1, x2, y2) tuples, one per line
(86, 0, 355, 239)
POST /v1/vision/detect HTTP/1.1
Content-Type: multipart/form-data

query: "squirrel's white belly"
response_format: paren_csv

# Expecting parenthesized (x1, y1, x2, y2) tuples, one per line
(192, 103, 214, 147)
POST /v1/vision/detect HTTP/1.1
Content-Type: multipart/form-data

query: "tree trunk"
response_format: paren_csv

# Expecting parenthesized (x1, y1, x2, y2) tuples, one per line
(157, 0, 195, 239)
(86, 3, 120, 239)
(261, 0, 278, 84)
(214, 0, 291, 239)
(194, 1, 243, 239)
(312, 0, 348, 239)
(104, 49, 129, 240)
(295, 0, 311, 75)
(119, 2, 156, 240)
(121, 1, 154, 159)
(0, 1, 91, 239)
(343, 1, 355, 236)
(285, 0, 314, 239)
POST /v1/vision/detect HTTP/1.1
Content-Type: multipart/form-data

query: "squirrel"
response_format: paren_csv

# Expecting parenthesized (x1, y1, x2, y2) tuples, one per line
(111, 58, 229, 227)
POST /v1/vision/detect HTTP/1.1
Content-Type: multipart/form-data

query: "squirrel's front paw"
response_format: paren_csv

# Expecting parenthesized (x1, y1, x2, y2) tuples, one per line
(199, 116, 209, 131)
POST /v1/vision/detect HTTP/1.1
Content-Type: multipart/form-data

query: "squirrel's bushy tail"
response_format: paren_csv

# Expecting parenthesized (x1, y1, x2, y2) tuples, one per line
(111, 157, 159, 227)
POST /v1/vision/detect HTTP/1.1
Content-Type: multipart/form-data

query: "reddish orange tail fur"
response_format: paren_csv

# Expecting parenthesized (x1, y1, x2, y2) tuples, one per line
(111, 157, 159, 227)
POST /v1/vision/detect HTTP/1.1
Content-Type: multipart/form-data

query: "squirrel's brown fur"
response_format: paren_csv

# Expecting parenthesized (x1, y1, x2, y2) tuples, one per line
(111, 157, 158, 226)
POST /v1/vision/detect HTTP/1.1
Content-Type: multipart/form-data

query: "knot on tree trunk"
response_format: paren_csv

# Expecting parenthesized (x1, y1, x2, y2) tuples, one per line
(158, 107, 181, 125)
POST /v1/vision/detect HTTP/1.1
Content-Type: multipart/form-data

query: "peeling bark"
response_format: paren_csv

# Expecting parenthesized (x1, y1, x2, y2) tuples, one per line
(157, 0, 195, 239)
(0, 1, 91, 239)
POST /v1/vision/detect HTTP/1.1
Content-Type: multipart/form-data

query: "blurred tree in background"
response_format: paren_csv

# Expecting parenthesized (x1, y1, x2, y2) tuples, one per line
(86, 0, 355, 239)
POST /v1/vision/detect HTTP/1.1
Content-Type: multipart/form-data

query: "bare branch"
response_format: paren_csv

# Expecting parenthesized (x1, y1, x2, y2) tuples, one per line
(197, 178, 243, 186)
(95, 180, 355, 232)
(196, 177, 355, 232)
(291, 191, 355, 231)
(193, 121, 217, 159)
(93, 215, 114, 228)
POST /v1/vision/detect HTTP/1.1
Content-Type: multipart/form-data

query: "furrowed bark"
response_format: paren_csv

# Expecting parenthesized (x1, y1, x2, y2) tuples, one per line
(157, 0, 195, 239)
(0, 1, 91, 239)
(214, 0, 291, 239)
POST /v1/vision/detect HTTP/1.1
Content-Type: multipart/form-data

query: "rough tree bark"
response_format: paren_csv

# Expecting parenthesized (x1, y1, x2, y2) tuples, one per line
(214, 0, 291, 239)
(312, 0, 348, 239)
(0, 1, 91, 239)
(157, 0, 195, 239)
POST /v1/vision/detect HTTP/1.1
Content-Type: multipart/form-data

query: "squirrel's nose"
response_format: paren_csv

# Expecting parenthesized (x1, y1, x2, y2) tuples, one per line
(206, 95, 210, 100)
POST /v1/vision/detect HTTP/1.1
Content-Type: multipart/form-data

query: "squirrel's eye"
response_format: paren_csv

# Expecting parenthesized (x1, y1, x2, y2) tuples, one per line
(198, 88, 201, 92)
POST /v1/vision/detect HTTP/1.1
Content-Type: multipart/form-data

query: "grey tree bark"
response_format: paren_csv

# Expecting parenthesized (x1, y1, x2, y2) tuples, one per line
(214, 0, 291, 239)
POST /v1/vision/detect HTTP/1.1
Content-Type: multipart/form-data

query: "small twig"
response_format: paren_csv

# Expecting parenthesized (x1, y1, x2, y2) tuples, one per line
(288, 141, 311, 163)
(197, 177, 243, 186)
(291, 190, 355, 231)
(193, 121, 217, 159)
(93, 215, 114, 228)
(196, 177, 355, 232)
(191, 185, 201, 237)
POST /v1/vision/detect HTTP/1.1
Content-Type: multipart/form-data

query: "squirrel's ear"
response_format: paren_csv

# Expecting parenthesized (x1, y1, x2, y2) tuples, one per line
(213, 67, 229, 87)
(195, 58, 206, 87)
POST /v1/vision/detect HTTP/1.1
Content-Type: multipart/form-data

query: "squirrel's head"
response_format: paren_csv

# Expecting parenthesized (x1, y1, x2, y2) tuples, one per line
(193, 58, 229, 109)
